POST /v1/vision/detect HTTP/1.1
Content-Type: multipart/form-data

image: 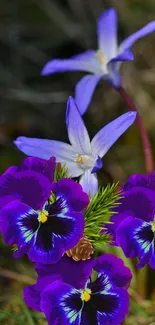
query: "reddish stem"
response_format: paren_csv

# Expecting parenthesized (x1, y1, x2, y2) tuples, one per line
(117, 87, 153, 174)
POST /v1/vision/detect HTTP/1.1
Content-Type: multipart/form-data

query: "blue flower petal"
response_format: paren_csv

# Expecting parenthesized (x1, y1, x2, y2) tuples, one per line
(66, 97, 91, 155)
(91, 112, 136, 158)
(75, 75, 102, 115)
(97, 8, 118, 59)
(14, 137, 83, 177)
(109, 49, 134, 63)
(119, 21, 155, 53)
(41, 50, 100, 75)
(79, 170, 98, 196)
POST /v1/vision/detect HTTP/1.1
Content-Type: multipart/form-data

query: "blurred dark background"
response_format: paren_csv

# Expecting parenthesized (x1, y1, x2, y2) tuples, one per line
(0, 0, 155, 324)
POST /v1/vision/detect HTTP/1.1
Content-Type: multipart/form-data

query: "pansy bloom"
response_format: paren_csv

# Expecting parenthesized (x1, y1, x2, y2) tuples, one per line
(14, 97, 136, 195)
(107, 172, 155, 268)
(0, 157, 89, 264)
(24, 254, 132, 325)
(41, 8, 155, 114)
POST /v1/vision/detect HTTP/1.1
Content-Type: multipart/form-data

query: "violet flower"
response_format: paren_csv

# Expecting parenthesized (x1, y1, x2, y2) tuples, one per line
(14, 97, 136, 196)
(24, 254, 132, 325)
(41, 8, 155, 114)
(0, 157, 89, 264)
(0, 156, 56, 210)
(107, 172, 155, 268)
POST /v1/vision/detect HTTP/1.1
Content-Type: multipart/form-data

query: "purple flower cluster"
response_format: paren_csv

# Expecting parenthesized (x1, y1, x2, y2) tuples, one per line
(0, 156, 132, 325)
(1, 6, 155, 325)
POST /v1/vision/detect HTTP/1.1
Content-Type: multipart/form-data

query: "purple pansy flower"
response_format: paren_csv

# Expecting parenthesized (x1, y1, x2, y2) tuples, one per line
(0, 156, 56, 210)
(24, 255, 95, 311)
(0, 157, 55, 209)
(14, 97, 136, 196)
(107, 172, 155, 268)
(24, 254, 132, 325)
(0, 157, 89, 264)
(41, 8, 155, 114)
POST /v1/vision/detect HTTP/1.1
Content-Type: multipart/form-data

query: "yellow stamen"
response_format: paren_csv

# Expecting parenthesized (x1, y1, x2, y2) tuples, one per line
(96, 50, 106, 65)
(39, 210, 48, 223)
(152, 221, 155, 232)
(81, 289, 91, 302)
(75, 154, 84, 164)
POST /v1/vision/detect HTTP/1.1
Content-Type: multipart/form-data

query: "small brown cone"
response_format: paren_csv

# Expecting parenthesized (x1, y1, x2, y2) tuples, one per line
(66, 236, 94, 261)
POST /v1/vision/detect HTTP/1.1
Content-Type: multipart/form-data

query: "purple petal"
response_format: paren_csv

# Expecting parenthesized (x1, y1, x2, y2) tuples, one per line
(80, 286, 129, 325)
(40, 281, 81, 325)
(105, 60, 121, 87)
(0, 194, 19, 210)
(123, 174, 149, 191)
(91, 112, 136, 158)
(149, 252, 155, 269)
(116, 216, 153, 267)
(0, 200, 38, 253)
(94, 254, 132, 288)
(105, 211, 131, 244)
(0, 170, 52, 210)
(52, 178, 89, 212)
(148, 171, 155, 192)
(40, 279, 129, 325)
(109, 49, 134, 63)
(28, 211, 84, 264)
(123, 172, 155, 193)
(66, 97, 91, 155)
(75, 75, 102, 115)
(119, 21, 155, 53)
(36, 255, 94, 289)
(24, 282, 43, 311)
(115, 187, 155, 222)
(79, 170, 98, 196)
(106, 43, 133, 87)
(97, 8, 118, 59)
(18, 157, 56, 182)
(41, 50, 101, 75)
(24, 255, 94, 310)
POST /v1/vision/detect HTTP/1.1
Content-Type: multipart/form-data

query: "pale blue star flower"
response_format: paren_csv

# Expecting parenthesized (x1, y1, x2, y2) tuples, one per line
(41, 8, 155, 115)
(14, 97, 136, 196)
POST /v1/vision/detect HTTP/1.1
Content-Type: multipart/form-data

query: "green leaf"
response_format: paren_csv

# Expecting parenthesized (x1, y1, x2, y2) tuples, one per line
(84, 183, 122, 249)
(0, 310, 22, 325)
(19, 299, 35, 325)
(54, 162, 71, 182)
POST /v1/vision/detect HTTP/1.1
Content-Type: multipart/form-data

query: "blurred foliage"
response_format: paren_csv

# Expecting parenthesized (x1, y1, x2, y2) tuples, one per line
(0, 0, 155, 323)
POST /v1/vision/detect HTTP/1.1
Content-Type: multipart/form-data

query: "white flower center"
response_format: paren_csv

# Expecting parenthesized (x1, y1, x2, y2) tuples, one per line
(96, 50, 108, 74)
(75, 154, 95, 170)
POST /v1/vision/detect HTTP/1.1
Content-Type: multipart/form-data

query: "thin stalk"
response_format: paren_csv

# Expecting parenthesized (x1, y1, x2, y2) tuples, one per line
(117, 87, 153, 174)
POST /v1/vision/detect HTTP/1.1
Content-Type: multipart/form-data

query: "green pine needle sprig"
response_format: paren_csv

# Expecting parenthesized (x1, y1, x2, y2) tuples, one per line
(84, 183, 123, 250)
(54, 163, 72, 182)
